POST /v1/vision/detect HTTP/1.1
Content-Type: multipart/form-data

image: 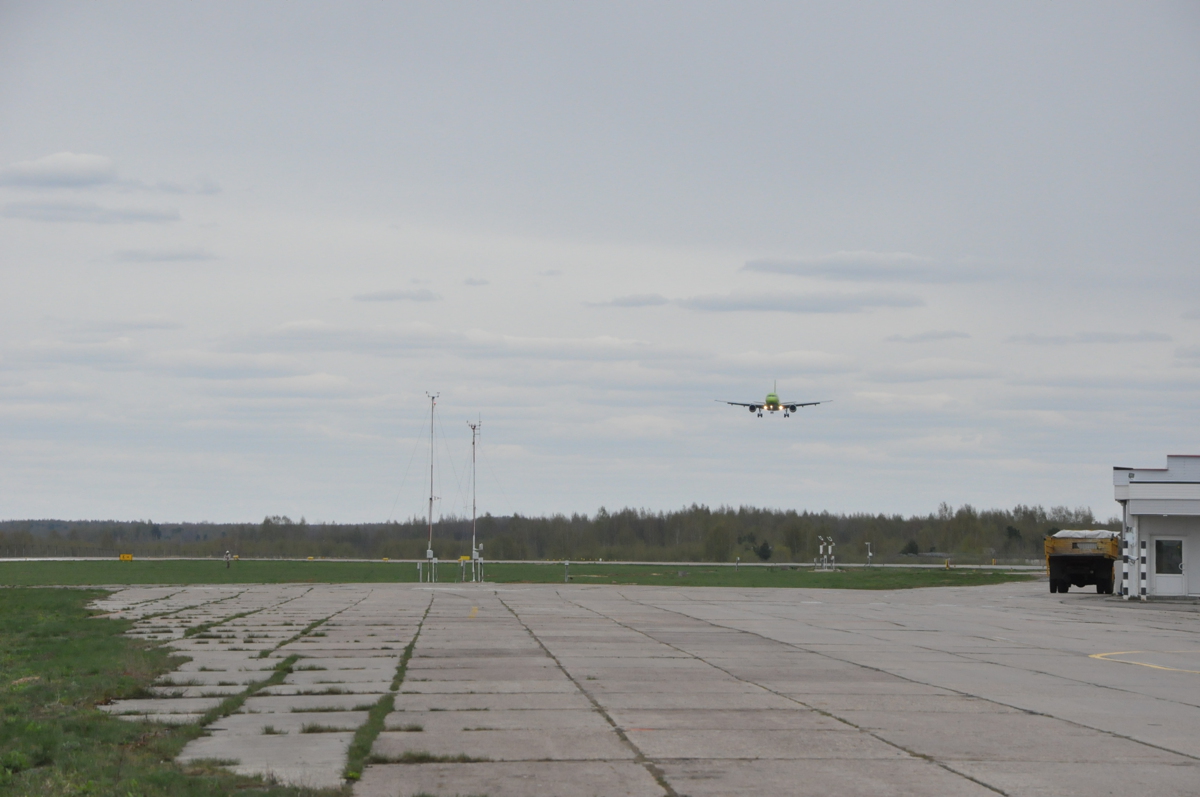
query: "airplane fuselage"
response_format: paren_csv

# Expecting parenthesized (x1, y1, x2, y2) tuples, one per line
(749, 392, 793, 416)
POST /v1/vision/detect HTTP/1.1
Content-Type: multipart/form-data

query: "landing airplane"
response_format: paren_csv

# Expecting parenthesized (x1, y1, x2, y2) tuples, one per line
(718, 382, 829, 417)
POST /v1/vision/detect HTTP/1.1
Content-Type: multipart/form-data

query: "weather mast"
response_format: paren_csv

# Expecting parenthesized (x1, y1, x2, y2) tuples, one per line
(423, 392, 438, 582)
(467, 417, 482, 581)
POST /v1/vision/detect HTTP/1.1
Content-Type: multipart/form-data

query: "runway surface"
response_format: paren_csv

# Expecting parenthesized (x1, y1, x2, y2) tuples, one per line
(94, 581, 1200, 795)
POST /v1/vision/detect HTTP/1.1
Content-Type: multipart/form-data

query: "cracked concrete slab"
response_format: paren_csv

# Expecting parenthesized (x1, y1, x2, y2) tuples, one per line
(354, 761, 666, 797)
(386, 709, 611, 733)
(373, 728, 635, 761)
(178, 732, 356, 789)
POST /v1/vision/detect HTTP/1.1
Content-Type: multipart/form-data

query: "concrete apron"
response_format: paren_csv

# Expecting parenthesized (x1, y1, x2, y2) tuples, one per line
(96, 581, 1200, 796)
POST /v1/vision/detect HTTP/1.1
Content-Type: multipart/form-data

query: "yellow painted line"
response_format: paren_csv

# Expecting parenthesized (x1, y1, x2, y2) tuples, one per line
(1090, 650, 1200, 674)
(468, 606, 478, 619)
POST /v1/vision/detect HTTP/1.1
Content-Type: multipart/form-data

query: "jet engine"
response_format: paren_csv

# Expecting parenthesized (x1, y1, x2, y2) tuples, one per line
(748, 405, 758, 413)
(788, 405, 798, 413)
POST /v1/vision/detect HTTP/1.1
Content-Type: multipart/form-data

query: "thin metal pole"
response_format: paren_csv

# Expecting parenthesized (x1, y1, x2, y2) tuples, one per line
(428, 394, 436, 554)
(468, 418, 480, 581)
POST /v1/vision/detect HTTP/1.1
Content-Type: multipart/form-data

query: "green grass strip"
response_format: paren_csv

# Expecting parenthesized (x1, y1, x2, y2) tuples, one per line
(0, 558, 1036, 589)
(366, 751, 489, 764)
(184, 607, 264, 638)
(0, 587, 343, 796)
(260, 614, 334, 658)
(342, 598, 431, 781)
(198, 655, 299, 726)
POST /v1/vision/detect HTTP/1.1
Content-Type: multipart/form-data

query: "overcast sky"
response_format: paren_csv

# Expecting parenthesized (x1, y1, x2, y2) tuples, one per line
(1, 2, 1198, 524)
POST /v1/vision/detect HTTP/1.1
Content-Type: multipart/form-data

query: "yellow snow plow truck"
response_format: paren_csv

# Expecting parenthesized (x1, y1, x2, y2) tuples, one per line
(1045, 529, 1120, 594)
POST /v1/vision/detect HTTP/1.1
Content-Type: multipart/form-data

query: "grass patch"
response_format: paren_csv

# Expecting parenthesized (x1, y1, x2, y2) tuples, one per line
(299, 724, 345, 734)
(367, 751, 489, 764)
(0, 587, 344, 795)
(489, 563, 1036, 589)
(393, 724, 423, 732)
(0, 559, 1034, 589)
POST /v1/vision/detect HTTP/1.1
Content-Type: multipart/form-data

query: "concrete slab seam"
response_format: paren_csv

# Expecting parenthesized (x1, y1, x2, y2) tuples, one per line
(498, 595, 678, 797)
(183, 587, 313, 640)
(584, 591, 1010, 795)
(345, 591, 433, 781)
(624, 591, 1200, 765)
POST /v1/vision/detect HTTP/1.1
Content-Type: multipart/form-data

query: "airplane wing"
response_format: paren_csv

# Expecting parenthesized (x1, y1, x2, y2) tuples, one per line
(716, 400, 759, 407)
(780, 400, 830, 407)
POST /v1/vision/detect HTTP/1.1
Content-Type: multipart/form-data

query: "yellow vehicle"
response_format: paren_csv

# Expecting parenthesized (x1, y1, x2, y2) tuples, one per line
(1045, 530, 1119, 594)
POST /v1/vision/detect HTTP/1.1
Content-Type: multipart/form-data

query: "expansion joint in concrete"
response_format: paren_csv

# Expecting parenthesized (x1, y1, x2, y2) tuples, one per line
(591, 592, 1011, 796)
(184, 586, 313, 639)
(137, 587, 250, 623)
(264, 588, 367, 657)
(638, 592, 1200, 765)
(342, 592, 432, 782)
(497, 595, 679, 797)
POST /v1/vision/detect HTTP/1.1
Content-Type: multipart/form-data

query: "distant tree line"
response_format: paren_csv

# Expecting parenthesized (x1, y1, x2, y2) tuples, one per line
(0, 503, 1115, 564)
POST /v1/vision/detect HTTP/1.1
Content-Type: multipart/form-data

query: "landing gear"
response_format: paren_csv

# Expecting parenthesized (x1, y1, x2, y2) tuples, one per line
(757, 412, 763, 417)
(783, 412, 790, 417)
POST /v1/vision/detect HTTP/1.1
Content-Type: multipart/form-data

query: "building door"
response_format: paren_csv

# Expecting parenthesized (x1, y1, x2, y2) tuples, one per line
(1154, 538, 1185, 596)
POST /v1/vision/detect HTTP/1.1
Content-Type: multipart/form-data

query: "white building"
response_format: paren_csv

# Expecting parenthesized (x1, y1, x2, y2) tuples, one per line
(1115, 455, 1200, 599)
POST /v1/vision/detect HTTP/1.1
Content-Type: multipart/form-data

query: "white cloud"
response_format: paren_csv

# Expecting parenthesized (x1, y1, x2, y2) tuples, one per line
(235, 320, 662, 364)
(464, 278, 489, 286)
(12, 337, 308, 381)
(869, 358, 997, 383)
(203, 372, 353, 397)
(145, 177, 221, 195)
(743, 252, 994, 283)
(80, 317, 185, 333)
(142, 350, 309, 380)
(2, 200, 179, 224)
(1008, 331, 1172, 345)
(587, 294, 670, 308)
(113, 247, 218, 263)
(0, 152, 220, 195)
(886, 330, 971, 343)
(855, 391, 958, 410)
(598, 413, 688, 440)
(677, 291, 923, 314)
(714, 349, 853, 376)
(352, 289, 441, 302)
(0, 152, 116, 187)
